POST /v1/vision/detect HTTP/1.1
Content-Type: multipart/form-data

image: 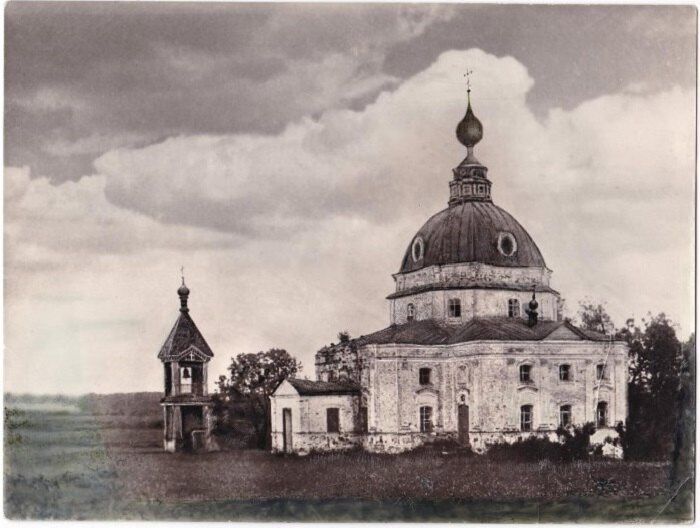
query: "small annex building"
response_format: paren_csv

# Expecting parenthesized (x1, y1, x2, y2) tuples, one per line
(270, 88, 628, 456)
(270, 379, 362, 453)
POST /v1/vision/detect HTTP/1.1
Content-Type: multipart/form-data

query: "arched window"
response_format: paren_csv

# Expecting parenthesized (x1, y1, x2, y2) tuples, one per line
(596, 364, 607, 380)
(560, 405, 572, 427)
(407, 303, 415, 322)
(520, 405, 533, 432)
(419, 406, 433, 433)
(559, 364, 571, 381)
(597, 402, 608, 427)
(519, 364, 532, 383)
(508, 299, 520, 318)
(448, 298, 461, 318)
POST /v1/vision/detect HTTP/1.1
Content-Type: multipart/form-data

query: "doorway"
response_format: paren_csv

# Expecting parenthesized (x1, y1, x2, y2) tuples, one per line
(458, 404, 470, 445)
(282, 408, 293, 454)
(182, 406, 203, 451)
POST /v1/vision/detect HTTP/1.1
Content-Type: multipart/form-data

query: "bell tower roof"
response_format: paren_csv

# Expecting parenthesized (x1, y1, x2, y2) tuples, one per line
(158, 279, 214, 361)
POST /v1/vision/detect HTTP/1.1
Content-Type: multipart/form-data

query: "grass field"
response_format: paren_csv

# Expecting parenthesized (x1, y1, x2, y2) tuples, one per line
(4, 400, 694, 521)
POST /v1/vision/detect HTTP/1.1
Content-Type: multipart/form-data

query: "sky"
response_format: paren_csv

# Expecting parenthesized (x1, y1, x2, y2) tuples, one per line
(4, 3, 696, 395)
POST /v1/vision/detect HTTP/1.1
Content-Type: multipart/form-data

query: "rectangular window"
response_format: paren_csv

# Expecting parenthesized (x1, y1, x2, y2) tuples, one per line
(596, 364, 607, 380)
(596, 402, 608, 427)
(326, 408, 340, 433)
(508, 299, 520, 318)
(560, 405, 572, 427)
(448, 298, 461, 318)
(419, 368, 431, 385)
(419, 406, 433, 433)
(359, 406, 368, 433)
(519, 365, 532, 383)
(521, 405, 533, 432)
(407, 303, 415, 321)
(559, 364, 571, 381)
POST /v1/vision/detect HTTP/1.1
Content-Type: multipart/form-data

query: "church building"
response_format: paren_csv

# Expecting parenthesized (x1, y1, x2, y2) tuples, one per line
(270, 87, 628, 456)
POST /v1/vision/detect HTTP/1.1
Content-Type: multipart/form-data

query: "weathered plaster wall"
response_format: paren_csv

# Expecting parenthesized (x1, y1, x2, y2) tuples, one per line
(316, 342, 362, 383)
(360, 341, 626, 454)
(390, 289, 560, 325)
(270, 387, 361, 454)
(281, 338, 627, 456)
(394, 263, 552, 292)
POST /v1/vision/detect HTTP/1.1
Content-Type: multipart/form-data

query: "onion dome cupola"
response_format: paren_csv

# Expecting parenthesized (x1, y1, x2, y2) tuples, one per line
(178, 277, 190, 313)
(450, 88, 491, 206)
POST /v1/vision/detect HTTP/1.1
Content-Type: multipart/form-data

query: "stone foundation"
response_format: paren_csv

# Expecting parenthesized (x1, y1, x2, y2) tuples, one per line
(272, 427, 622, 458)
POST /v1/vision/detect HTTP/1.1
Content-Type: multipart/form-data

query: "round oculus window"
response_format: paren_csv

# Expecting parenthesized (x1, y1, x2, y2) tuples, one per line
(497, 232, 517, 257)
(411, 236, 425, 262)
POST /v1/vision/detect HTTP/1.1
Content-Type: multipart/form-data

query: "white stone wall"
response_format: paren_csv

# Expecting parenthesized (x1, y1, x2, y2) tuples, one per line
(390, 288, 560, 324)
(270, 382, 361, 454)
(362, 340, 627, 453)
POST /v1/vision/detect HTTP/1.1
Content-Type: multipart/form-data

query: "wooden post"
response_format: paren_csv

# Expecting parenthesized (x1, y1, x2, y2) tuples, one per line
(171, 362, 180, 395)
(203, 362, 208, 396)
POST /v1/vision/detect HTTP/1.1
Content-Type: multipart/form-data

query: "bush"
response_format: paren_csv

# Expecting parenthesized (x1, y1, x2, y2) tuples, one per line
(484, 424, 597, 463)
(557, 422, 596, 461)
(407, 438, 473, 457)
(485, 436, 565, 463)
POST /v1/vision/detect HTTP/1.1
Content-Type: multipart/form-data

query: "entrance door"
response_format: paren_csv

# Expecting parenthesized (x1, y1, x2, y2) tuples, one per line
(182, 406, 203, 451)
(458, 404, 470, 445)
(282, 408, 293, 454)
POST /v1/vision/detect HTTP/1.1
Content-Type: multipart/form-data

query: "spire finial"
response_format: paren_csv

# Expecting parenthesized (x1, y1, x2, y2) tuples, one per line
(177, 266, 190, 313)
(464, 69, 473, 103)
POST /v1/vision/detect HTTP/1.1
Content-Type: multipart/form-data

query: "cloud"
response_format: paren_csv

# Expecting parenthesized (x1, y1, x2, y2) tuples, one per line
(4, 48, 694, 395)
(5, 3, 454, 182)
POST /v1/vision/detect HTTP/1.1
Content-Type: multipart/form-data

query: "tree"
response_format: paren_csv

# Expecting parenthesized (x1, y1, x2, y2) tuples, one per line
(215, 348, 301, 449)
(577, 299, 615, 334)
(577, 302, 686, 461)
(617, 314, 684, 460)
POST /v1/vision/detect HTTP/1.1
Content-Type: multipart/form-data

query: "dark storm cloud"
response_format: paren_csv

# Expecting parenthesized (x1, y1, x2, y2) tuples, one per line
(7, 4, 694, 184)
(5, 2, 447, 180)
(383, 5, 696, 115)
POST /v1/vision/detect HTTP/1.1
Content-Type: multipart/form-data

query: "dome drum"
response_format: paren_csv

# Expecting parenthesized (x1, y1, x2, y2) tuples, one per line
(389, 288, 560, 326)
(393, 262, 552, 294)
(449, 178, 492, 204)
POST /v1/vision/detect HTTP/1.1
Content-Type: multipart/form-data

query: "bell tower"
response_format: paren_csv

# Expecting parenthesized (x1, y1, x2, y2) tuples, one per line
(157, 275, 217, 452)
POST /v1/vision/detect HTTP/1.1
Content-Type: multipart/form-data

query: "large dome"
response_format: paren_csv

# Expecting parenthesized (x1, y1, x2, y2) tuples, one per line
(399, 201, 546, 273)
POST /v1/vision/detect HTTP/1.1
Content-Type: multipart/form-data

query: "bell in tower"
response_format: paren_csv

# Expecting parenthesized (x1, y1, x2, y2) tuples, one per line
(157, 274, 218, 452)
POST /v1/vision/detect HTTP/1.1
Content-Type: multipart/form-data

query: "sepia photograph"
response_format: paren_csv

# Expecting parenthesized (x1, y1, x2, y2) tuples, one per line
(3, 2, 696, 522)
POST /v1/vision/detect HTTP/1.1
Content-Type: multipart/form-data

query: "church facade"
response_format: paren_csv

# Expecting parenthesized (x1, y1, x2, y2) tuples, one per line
(270, 89, 628, 456)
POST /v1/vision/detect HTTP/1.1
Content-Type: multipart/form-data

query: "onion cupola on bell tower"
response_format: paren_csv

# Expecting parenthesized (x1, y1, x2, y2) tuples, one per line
(157, 272, 217, 452)
(388, 76, 561, 325)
